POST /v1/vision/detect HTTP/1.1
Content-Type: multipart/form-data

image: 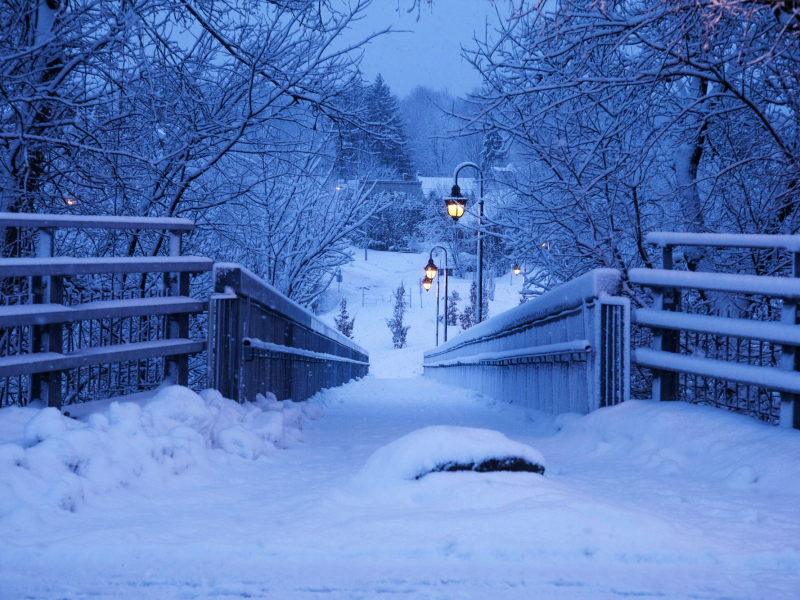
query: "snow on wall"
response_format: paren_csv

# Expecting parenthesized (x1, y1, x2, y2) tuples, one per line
(646, 231, 800, 252)
(243, 338, 370, 365)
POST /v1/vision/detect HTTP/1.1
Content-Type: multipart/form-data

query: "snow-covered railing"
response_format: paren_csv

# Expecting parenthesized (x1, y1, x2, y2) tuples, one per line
(208, 264, 368, 403)
(630, 231, 800, 429)
(0, 213, 210, 409)
(423, 269, 629, 414)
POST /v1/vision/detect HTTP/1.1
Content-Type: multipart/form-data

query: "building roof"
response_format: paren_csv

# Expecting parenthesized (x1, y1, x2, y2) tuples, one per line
(417, 177, 477, 198)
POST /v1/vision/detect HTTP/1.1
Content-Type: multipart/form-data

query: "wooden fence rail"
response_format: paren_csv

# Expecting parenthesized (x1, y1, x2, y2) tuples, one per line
(208, 264, 368, 403)
(630, 232, 800, 428)
(0, 214, 210, 409)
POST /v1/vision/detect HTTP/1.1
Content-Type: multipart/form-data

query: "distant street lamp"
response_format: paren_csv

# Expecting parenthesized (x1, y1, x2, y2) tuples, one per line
(422, 276, 432, 291)
(513, 264, 521, 276)
(424, 245, 450, 345)
(424, 258, 437, 280)
(444, 162, 485, 323)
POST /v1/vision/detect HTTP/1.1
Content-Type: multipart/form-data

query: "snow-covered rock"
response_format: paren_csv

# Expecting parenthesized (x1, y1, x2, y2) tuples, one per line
(351, 426, 545, 488)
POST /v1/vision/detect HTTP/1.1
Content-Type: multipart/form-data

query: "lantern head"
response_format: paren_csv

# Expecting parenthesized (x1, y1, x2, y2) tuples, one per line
(424, 258, 438, 280)
(422, 277, 432, 291)
(444, 184, 467, 221)
(513, 264, 521, 276)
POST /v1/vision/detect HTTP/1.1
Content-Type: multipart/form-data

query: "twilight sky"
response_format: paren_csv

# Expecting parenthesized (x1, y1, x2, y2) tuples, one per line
(343, 0, 506, 98)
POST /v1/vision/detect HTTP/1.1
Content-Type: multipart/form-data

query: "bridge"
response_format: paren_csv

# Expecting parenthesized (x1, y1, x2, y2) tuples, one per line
(1, 213, 800, 597)
(1, 213, 797, 430)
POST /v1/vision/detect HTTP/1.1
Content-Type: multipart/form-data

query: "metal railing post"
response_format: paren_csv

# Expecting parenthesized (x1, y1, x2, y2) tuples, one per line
(651, 244, 679, 401)
(165, 229, 189, 386)
(435, 275, 440, 346)
(780, 251, 800, 428)
(31, 227, 62, 408)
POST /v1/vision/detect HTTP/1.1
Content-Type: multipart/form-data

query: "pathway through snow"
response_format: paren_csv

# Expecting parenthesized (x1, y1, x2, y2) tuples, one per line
(2, 251, 799, 598)
(2, 375, 800, 598)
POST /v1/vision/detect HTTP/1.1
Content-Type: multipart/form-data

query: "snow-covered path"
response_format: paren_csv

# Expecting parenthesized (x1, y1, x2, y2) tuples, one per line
(2, 374, 800, 599)
(2, 251, 799, 598)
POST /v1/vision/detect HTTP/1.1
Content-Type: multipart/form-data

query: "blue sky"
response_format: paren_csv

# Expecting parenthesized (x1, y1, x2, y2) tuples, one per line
(342, 1, 505, 98)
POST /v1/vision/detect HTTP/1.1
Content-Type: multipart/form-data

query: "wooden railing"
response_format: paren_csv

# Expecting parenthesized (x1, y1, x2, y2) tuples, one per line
(208, 264, 368, 403)
(0, 214, 211, 408)
(630, 232, 800, 428)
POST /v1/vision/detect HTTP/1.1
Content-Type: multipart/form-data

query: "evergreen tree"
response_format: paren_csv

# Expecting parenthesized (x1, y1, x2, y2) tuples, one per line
(459, 280, 490, 330)
(460, 282, 477, 330)
(334, 74, 413, 179)
(386, 283, 411, 348)
(447, 290, 461, 326)
(334, 78, 372, 179)
(365, 74, 413, 176)
(334, 297, 355, 339)
(481, 128, 506, 169)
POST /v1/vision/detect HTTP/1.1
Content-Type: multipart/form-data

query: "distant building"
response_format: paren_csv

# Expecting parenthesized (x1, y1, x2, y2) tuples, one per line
(417, 176, 477, 199)
(344, 175, 424, 199)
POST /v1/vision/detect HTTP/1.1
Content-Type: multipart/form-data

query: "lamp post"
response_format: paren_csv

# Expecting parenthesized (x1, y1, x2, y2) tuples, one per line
(423, 246, 449, 345)
(444, 161, 484, 323)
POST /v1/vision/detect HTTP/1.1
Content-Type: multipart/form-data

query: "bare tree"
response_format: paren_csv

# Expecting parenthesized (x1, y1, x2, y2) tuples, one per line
(463, 0, 800, 302)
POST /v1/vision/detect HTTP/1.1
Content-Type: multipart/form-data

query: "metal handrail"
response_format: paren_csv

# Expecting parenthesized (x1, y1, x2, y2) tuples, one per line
(646, 232, 800, 251)
(0, 213, 195, 231)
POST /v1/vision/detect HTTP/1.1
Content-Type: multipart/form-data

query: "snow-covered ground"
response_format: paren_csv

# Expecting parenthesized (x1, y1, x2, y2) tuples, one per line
(316, 248, 521, 377)
(1, 250, 799, 599)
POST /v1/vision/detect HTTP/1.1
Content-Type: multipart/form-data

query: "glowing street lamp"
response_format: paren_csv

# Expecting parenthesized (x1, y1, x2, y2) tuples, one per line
(443, 184, 467, 221)
(513, 264, 521, 276)
(424, 246, 450, 346)
(424, 258, 438, 280)
(445, 162, 485, 323)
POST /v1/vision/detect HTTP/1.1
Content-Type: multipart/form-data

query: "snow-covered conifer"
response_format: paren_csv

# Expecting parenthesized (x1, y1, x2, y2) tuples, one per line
(334, 298, 355, 339)
(386, 283, 411, 348)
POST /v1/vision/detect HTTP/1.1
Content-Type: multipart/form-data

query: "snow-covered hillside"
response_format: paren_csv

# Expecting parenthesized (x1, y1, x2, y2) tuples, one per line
(316, 248, 521, 377)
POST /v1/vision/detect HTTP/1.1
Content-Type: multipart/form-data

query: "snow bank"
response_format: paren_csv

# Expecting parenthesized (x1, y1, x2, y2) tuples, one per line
(0, 386, 322, 518)
(551, 400, 800, 492)
(350, 426, 545, 491)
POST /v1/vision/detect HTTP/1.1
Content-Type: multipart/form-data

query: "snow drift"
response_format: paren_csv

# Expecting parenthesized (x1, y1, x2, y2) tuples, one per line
(0, 386, 321, 518)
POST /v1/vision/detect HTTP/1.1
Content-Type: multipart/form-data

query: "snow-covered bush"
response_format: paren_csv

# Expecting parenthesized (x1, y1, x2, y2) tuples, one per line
(334, 297, 355, 339)
(447, 290, 461, 326)
(459, 280, 490, 330)
(386, 283, 411, 348)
